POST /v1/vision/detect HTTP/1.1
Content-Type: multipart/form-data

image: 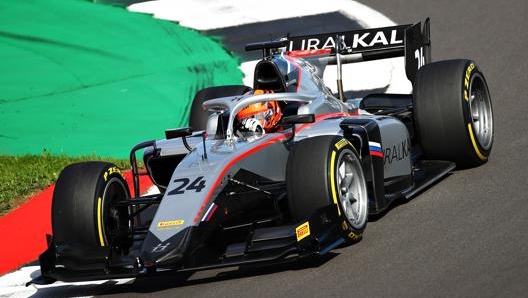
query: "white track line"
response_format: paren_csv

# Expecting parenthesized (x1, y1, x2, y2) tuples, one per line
(129, 0, 411, 94)
(0, 266, 133, 298)
(129, 0, 339, 30)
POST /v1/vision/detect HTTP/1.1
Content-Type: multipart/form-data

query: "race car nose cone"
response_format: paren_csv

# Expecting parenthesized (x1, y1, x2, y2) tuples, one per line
(139, 227, 195, 269)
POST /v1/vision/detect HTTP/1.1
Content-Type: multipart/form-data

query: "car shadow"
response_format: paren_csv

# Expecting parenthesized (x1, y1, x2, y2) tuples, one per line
(368, 170, 456, 222)
(108, 253, 338, 294)
(29, 253, 338, 297)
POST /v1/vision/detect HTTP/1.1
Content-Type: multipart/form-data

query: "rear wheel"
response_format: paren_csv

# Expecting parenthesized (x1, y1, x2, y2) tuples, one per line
(414, 59, 493, 167)
(287, 135, 368, 243)
(189, 85, 252, 131)
(52, 162, 131, 253)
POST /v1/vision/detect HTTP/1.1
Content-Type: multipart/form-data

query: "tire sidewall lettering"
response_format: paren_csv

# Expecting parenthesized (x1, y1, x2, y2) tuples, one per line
(334, 138, 352, 151)
(348, 231, 362, 241)
(461, 62, 489, 159)
(103, 166, 123, 182)
(463, 62, 475, 102)
(341, 220, 362, 241)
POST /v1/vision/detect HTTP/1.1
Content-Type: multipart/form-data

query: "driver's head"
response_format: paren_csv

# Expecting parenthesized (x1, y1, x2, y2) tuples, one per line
(236, 90, 282, 132)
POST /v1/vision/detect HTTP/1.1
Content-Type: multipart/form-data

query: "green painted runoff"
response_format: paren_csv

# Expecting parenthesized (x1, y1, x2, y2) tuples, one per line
(0, 0, 243, 158)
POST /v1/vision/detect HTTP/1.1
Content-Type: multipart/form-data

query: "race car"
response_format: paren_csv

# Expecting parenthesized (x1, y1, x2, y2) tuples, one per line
(30, 19, 493, 285)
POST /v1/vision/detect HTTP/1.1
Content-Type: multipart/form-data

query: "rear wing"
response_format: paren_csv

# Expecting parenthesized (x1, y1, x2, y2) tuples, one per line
(246, 19, 431, 85)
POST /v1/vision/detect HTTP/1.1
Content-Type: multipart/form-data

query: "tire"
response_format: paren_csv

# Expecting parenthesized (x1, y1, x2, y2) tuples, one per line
(189, 85, 252, 131)
(414, 59, 493, 168)
(52, 162, 131, 252)
(287, 135, 368, 243)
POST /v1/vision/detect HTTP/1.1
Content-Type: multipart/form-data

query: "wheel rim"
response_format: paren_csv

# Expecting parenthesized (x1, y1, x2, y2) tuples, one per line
(336, 149, 368, 230)
(102, 177, 130, 246)
(468, 73, 493, 150)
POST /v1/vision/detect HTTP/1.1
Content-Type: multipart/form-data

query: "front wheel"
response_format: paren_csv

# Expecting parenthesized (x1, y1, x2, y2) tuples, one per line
(52, 162, 131, 253)
(287, 135, 368, 243)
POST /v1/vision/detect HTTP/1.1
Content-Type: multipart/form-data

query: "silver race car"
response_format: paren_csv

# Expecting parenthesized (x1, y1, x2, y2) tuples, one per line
(31, 19, 493, 284)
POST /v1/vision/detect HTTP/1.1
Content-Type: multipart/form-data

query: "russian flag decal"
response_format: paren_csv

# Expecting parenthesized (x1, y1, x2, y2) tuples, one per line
(369, 141, 384, 158)
(201, 203, 218, 222)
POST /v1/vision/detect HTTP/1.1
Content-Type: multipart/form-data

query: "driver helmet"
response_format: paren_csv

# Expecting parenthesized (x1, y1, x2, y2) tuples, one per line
(236, 89, 282, 132)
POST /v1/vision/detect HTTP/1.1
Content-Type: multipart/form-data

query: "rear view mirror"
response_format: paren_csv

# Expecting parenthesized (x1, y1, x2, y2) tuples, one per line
(165, 127, 193, 140)
(281, 114, 315, 125)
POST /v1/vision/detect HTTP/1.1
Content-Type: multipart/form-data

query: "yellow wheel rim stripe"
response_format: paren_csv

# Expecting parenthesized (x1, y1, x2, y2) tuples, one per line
(330, 150, 341, 216)
(97, 197, 105, 247)
(467, 123, 487, 161)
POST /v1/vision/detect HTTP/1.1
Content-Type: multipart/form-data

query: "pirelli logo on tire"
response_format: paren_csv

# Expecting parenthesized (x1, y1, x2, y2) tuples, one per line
(103, 166, 123, 182)
(334, 139, 351, 150)
(296, 221, 311, 242)
(463, 63, 475, 101)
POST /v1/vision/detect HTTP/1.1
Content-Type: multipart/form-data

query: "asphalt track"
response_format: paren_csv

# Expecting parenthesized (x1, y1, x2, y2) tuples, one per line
(20, 0, 528, 297)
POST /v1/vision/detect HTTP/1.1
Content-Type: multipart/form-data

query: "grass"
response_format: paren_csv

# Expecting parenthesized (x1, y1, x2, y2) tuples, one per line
(0, 153, 131, 217)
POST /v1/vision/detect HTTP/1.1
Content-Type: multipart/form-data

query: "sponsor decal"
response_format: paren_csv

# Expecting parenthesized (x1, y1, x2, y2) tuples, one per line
(296, 221, 311, 242)
(335, 138, 351, 150)
(157, 220, 185, 230)
(103, 166, 122, 182)
(287, 26, 405, 53)
(464, 63, 475, 101)
(369, 141, 384, 158)
(383, 139, 410, 165)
